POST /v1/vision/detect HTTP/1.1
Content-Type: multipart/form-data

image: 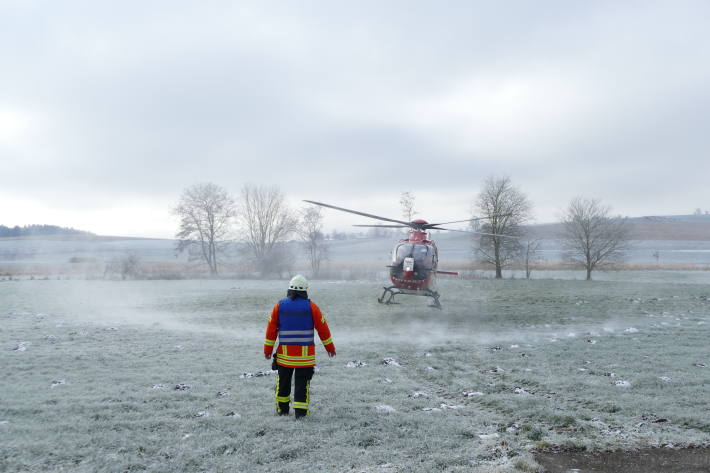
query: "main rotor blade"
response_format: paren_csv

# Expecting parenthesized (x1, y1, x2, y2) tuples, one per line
(303, 200, 411, 226)
(427, 214, 513, 227)
(352, 224, 409, 228)
(428, 226, 519, 238)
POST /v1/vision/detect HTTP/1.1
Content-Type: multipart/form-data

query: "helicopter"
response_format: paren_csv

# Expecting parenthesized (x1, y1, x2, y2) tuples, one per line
(304, 200, 512, 309)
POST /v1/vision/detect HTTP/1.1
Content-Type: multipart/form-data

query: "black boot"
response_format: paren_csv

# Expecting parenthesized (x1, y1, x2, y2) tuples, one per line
(294, 408, 308, 419)
(278, 402, 290, 416)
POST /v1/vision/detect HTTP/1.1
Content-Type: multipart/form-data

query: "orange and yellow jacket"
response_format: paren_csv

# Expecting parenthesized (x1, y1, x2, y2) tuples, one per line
(264, 299, 335, 368)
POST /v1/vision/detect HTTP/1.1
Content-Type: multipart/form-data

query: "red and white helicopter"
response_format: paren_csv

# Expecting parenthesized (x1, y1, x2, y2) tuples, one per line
(304, 200, 510, 309)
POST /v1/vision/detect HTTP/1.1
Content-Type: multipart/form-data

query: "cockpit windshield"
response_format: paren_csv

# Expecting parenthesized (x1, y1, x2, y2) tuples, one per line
(393, 243, 435, 270)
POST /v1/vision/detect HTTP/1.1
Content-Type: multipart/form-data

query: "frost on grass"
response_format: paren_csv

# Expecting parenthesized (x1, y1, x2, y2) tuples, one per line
(216, 391, 229, 397)
(50, 379, 66, 388)
(174, 383, 191, 390)
(624, 327, 640, 333)
(514, 387, 531, 395)
(463, 391, 485, 397)
(151, 384, 165, 390)
(194, 411, 209, 418)
(478, 433, 500, 440)
(224, 411, 241, 418)
(658, 376, 672, 382)
(614, 380, 632, 388)
(239, 370, 276, 378)
(346, 360, 368, 368)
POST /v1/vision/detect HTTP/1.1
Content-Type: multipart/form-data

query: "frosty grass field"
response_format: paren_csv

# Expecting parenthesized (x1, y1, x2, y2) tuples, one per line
(2, 276, 710, 472)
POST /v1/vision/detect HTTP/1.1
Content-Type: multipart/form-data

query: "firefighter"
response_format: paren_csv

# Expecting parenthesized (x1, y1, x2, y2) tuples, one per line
(263, 275, 336, 418)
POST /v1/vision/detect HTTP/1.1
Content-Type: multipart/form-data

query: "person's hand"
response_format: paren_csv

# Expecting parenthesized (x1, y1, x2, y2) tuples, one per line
(327, 351, 336, 358)
(265, 354, 272, 360)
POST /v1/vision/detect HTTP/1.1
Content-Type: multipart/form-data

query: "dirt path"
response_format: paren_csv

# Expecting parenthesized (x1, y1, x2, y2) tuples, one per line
(535, 447, 710, 473)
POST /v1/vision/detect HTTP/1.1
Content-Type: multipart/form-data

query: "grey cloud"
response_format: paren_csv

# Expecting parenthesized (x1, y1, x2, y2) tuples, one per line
(1, 1, 709, 234)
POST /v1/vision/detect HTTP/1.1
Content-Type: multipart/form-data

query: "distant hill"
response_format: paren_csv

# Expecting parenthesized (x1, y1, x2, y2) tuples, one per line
(0, 224, 94, 238)
(528, 214, 710, 241)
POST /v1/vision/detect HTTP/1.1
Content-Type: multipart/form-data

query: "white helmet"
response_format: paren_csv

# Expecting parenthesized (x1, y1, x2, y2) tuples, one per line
(288, 274, 309, 291)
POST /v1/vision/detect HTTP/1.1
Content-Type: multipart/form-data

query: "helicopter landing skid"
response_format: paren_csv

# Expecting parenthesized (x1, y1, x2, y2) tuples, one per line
(378, 286, 442, 309)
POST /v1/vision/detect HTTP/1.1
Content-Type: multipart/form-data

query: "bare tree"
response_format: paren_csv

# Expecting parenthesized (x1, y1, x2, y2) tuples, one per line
(238, 184, 297, 276)
(400, 191, 417, 222)
(173, 182, 236, 276)
(561, 197, 631, 280)
(298, 206, 329, 277)
(522, 238, 543, 279)
(475, 176, 531, 279)
(104, 252, 142, 280)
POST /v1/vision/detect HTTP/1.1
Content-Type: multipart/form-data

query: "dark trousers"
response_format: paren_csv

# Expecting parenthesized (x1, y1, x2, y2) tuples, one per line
(276, 366, 314, 417)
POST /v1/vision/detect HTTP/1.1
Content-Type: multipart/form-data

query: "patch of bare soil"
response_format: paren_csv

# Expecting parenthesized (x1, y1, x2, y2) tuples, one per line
(535, 447, 710, 473)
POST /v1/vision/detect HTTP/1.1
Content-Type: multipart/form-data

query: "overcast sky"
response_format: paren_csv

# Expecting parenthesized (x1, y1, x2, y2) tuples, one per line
(1, 1, 709, 237)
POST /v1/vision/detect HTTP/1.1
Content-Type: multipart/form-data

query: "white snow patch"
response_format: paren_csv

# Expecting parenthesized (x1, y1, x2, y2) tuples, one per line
(425, 352, 432, 357)
(346, 360, 368, 368)
(614, 380, 632, 388)
(375, 405, 396, 413)
(182, 434, 192, 440)
(51, 379, 66, 388)
(463, 391, 485, 397)
(151, 384, 165, 390)
(658, 376, 672, 382)
(194, 411, 209, 418)
(381, 358, 400, 366)
(409, 391, 429, 398)
(239, 370, 276, 378)
(514, 387, 531, 395)
(624, 327, 640, 333)
(478, 433, 500, 440)
(12, 341, 30, 352)
(440, 403, 463, 410)
(510, 344, 519, 349)
(426, 366, 434, 371)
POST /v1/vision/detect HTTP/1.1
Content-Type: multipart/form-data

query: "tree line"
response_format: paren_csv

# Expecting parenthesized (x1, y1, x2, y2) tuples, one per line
(472, 176, 631, 280)
(0, 224, 93, 238)
(174, 179, 632, 281)
(173, 183, 328, 277)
